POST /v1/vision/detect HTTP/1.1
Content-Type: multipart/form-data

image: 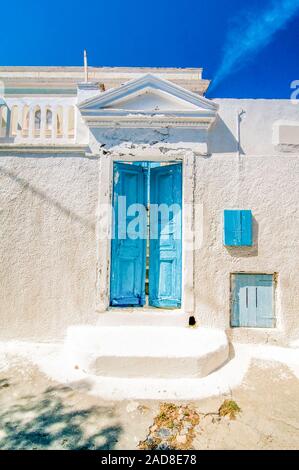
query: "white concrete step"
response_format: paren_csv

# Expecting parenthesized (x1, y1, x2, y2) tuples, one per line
(64, 325, 229, 379)
(96, 309, 187, 327)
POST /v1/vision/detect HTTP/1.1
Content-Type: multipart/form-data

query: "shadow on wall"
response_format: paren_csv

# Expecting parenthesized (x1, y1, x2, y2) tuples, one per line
(0, 165, 95, 231)
(0, 380, 122, 450)
(225, 216, 259, 258)
(208, 116, 243, 155)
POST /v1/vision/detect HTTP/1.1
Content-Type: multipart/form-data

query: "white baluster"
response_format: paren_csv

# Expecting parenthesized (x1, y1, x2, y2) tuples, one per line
(40, 106, 46, 141)
(63, 105, 68, 141)
(17, 105, 23, 138)
(0, 106, 8, 138)
(68, 106, 75, 140)
(5, 107, 11, 138)
(0, 106, 3, 138)
(28, 107, 34, 140)
(52, 106, 58, 141)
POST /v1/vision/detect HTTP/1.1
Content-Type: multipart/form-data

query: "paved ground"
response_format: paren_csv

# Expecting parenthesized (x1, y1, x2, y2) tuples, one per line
(193, 360, 299, 450)
(0, 356, 298, 450)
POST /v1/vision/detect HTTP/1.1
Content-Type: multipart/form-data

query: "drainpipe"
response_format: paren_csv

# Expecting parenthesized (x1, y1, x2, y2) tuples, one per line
(84, 49, 89, 83)
(236, 109, 246, 205)
(237, 109, 246, 158)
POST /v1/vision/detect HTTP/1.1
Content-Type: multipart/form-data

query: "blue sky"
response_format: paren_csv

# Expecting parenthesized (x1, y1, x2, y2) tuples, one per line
(1, 0, 299, 98)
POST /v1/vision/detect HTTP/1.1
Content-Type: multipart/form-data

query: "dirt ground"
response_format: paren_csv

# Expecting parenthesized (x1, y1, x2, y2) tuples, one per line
(0, 357, 298, 450)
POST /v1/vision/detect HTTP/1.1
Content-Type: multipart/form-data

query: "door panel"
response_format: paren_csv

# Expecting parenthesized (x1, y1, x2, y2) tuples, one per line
(149, 163, 182, 308)
(110, 162, 147, 306)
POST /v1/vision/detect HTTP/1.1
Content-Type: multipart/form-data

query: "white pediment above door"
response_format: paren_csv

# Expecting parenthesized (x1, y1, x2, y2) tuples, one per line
(78, 74, 218, 129)
(104, 88, 204, 112)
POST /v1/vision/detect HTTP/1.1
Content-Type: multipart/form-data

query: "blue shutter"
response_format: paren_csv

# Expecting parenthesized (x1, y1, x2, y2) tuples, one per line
(224, 210, 241, 246)
(110, 162, 147, 306)
(224, 210, 252, 246)
(149, 163, 182, 308)
(231, 274, 274, 327)
(255, 275, 274, 327)
(241, 210, 252, 246)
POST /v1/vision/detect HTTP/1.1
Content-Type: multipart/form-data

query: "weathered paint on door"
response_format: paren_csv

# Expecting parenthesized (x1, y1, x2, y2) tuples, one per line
(149, 163, 182, 307)
(110, 162, 147, 306)
(231, 274, 274, 327)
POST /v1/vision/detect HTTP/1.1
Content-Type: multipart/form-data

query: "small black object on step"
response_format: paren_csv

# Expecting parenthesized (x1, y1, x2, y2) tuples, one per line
(189, 316, 196, 327)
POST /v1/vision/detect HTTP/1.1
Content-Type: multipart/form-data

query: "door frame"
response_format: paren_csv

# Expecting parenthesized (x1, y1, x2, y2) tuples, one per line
(96, 149, 196, 315)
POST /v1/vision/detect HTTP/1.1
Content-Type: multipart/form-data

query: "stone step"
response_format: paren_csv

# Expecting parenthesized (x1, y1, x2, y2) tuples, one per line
(64, 325, 229, 379)
(95, 309, 187, 327)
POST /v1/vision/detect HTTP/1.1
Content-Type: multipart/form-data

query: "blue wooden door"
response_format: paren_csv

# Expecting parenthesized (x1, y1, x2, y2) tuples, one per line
(231, 274, 274, 327)
(149, 163, 182, 307)
(110, 162, 147, 306)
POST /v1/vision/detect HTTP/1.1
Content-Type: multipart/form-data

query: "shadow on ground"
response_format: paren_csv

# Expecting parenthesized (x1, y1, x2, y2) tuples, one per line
(0, 382, 122, 450)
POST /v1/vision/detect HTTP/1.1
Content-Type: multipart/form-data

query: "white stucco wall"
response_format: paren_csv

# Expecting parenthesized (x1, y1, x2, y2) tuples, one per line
(194, 154, 299, 344)
(0, 98, 298, 343)
(0, 154, 99, 340)
(210, 99, 299, 156)
(200, 100, 299, 344)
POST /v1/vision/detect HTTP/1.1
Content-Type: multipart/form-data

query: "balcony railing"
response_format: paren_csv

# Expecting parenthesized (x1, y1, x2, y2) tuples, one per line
(0, 98, 78, 144)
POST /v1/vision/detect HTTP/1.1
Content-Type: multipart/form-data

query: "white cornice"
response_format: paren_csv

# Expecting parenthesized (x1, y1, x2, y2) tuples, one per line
(0, 144, 88, 154)
(84, 116, 214, 129)
(0, 67, 210, 96)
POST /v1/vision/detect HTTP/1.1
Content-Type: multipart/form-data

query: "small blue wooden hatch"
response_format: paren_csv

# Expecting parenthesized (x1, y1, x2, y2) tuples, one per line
(231, 274, 275, 328)
(224, 210, 252, 246)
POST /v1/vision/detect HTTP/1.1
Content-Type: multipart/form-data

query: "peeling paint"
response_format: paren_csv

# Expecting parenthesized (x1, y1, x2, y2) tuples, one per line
(114, 170, 120, 185)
